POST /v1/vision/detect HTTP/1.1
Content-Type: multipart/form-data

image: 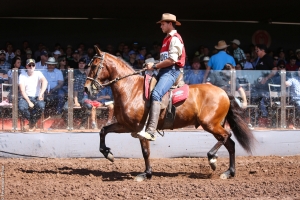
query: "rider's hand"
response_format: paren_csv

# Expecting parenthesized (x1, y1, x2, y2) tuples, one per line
(145, 62, 154, 70)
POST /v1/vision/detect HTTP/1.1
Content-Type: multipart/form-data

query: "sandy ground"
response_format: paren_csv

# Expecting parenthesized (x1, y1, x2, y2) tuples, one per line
(0, 156, 299, 199)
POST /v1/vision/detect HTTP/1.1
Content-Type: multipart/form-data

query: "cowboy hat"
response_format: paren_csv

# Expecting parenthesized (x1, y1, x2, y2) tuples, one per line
(215, 40, 229, 50)
(45, 57, 57, 65)
(156, 13, 181, 26)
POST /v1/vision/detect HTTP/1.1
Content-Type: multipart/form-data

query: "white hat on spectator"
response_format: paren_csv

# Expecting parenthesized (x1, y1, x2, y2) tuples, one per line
(203, 56, 210, 62)
(231, 39, 241, 46)
(53, 50, 61, 55)
(45, 57, 57, 65)
(26, 59, 35, 65)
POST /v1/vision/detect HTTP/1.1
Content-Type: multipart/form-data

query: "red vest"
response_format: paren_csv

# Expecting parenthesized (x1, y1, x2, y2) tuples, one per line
(160, 32, 186, 68)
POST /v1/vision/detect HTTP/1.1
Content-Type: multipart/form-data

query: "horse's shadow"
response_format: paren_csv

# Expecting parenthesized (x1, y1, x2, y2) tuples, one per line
(20, 167, 212, 181)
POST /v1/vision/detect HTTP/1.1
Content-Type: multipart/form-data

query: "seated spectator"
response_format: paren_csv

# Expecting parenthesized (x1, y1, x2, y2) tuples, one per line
(243, 53, 254, 70)
(206, 63, 247, 109)
(278, 49, 287, 64)
(0, 50, 11, 73)
(296, 49, 300, 67)
(202, 56, 210, 69)
(35, 50, 48, 70)
(71, 58, 90, 129)
(184, 57, 205, 85)
(18, 59, 48, 131)
(89, 85, 114, 129)
(53, 50, 61, 64)
(286, 56, 299, 72)
(58, 55, 68, 101)
(8, 56, 24, 84)
(286, 68, 300, 115)
(273, 56, 279, 67)
(5, 43, 15, 64)
(42, 57, 64, 115)
(128, 50, 138, 69)
(122, 44, 130, 62)
(135, 54, 145, 70)
(115, 51, 123, 59)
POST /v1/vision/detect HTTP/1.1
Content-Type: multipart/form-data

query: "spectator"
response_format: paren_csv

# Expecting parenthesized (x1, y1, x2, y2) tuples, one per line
(106, 44, 114, 54)
(122, 44, 130, 62)
(273, 56, 279, 67)
(53, 50, 61, 64)
(65, 45, 73, 62)
(83, 47, 94, 64)
(0, 50, 11, 72)
(18, 58, 48, 131)
(117, 42, 125, 53)
(21, 40, 30, 57)
(115, 51, 123, 59)
(58, 55, 68, 98)
(278, 49, 287, 64)
(14, 48, 21, 57)
(5, 43, 15, 64)
(202, 56, 210, 69)
(68, 50, 80, 69)
(90, 85, 114, 129)
(296, 49, 300, 67)
(8, 56, 24, 83)
(184, 57, 205, 85)
(43, 57, 64, 115)
(22, 49, 33, 67)
(135, 54, 145, 70)
(194, 45, 204, 59)
(34, 43, 44, 61)
(35, 50, 48, 70)
(206, 63, 247, 109)
(72, 58, 90, 128)
(199, 46, 210, 61)
(286, 56, 299, 72)
(128, 50, 138, 69)
(243, 53, 254, 70)
(202, 40, 236, 83)
(285, 67, 300, 115)
(231, 39, 246, 68)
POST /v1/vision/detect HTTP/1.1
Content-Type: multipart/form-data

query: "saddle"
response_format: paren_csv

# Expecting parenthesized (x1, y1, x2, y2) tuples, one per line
(144, 73, 189, 129)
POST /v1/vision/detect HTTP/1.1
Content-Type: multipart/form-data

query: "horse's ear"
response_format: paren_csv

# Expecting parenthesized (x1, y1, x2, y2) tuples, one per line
(94, 45, 102, 55)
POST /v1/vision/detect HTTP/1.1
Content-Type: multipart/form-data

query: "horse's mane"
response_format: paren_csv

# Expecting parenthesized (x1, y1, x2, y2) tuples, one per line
(105, 52, 136, 73)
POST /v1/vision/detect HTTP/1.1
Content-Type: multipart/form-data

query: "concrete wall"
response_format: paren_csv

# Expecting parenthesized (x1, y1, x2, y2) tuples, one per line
(0, 130, 299, 158)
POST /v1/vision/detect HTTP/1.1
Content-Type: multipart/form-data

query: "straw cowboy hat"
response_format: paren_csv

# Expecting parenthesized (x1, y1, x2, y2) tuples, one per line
(215, 40, 230, 50)
(45, 57, 57, 65)
(156, 13, 181, 26)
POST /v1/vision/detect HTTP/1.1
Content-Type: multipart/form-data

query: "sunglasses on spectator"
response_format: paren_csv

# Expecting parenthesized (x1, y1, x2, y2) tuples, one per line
(27, 64, 35, 67)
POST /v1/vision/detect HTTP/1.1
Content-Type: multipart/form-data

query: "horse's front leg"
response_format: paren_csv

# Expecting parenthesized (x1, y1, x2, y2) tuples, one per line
(135, 138, 152, 182)
(99, 123, 128, 162)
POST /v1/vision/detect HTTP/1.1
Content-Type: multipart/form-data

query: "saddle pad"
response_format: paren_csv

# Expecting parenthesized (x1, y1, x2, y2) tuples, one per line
(172, 84, 189, 104)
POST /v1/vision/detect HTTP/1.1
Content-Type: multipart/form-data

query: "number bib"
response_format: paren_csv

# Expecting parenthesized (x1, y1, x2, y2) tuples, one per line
(160, 51, 169, 62)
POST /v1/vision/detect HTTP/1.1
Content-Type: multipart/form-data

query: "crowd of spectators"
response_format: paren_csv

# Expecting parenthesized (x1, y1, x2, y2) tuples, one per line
(0, 39, 300, 130)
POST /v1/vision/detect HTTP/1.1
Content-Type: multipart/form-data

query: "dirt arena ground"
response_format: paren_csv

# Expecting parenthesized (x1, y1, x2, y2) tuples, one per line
(1, 156, 300, 199)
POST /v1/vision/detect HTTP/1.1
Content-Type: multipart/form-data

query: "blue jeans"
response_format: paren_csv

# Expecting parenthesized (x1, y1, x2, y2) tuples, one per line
(152, 67, 181, 102)
(18, 97, 45, 125)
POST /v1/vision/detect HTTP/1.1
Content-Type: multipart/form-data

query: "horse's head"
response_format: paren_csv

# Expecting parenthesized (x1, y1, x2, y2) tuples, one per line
(85, 45, 110, 95)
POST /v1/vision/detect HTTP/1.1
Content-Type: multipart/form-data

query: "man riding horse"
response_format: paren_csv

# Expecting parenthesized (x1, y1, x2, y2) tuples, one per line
(137, 13, 186, 141)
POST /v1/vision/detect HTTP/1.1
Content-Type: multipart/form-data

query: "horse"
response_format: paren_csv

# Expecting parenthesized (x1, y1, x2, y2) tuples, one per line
(84, 45, 256, 181)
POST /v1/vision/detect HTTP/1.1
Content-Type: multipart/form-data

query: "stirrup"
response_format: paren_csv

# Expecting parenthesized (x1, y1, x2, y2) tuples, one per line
(136, 130, 156, 141)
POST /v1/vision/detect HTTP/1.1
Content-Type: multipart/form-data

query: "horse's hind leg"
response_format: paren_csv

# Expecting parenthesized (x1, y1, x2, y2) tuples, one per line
(204, 124, 235, 179)
(207, 141, 223, 171)
(135, 139, 152, 182)
(220, 137, 235, 179)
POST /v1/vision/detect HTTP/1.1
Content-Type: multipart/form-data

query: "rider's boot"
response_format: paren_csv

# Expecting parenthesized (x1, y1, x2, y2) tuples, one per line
(137, 101, 160, 141)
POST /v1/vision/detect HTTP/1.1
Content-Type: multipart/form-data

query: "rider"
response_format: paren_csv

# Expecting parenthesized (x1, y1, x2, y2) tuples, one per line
(137, 13, 186, 141)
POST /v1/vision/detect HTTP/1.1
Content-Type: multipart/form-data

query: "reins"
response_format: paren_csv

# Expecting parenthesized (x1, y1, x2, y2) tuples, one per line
(87, 53, 146, 91)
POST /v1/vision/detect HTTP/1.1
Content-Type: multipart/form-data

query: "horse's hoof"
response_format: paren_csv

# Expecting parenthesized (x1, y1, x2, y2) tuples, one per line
(220, 170, 232, 179)
(134, 173, 147, 182)
(209, 157, 217, 171)
(106, 153, 114, 162)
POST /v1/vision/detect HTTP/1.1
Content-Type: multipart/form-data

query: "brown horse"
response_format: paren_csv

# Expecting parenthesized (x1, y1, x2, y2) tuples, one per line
(85, 46, 255, 181)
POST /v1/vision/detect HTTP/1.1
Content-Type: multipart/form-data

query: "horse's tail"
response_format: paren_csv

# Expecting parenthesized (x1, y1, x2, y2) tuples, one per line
(226, 94, 256, 154)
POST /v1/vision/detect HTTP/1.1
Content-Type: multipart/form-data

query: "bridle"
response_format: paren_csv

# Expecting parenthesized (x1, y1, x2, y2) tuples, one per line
(86, 52, 146, 92)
